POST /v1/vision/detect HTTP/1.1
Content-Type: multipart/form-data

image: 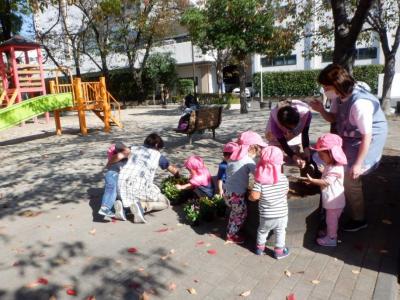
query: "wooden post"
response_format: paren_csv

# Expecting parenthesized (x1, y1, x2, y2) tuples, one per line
(50, 80, 62, 135)
(99, 76, 110, 132)
(73, 78, 87, 136)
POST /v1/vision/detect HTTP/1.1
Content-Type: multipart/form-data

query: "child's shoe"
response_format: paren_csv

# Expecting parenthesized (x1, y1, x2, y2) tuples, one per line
(114, 200, 127, 221)
(316, 235, 337, 247)
(255, 244, 265, 255)
(98, 206, 115, 218)
(226, 234, 245, 244)
(274, 247, 290, 259)
(130, 201, 147, 223)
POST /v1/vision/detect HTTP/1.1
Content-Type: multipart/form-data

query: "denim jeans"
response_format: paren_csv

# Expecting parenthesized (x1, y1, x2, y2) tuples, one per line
(101, 170, 118, 210)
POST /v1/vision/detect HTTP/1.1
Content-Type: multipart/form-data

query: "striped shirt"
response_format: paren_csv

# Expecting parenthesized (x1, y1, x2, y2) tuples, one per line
(253, 174, 289, 219)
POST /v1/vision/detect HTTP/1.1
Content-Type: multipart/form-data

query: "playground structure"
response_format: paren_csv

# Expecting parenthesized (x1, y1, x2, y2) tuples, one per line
(0, 36, 122, 135)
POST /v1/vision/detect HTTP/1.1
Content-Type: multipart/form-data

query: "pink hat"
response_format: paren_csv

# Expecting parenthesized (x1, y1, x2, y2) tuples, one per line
(230, 131, 268, 161)
(311, 133, 347, 165)
(223, 141, 239, 153)
(107, 144, 117, 161)
(184, 155, 212, 187)
(255, 146, 284, 184)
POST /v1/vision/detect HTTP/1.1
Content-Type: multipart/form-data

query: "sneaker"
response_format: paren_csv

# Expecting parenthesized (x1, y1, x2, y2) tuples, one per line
(226, 234, 245, 244)
(316, 235, 337, 247)
(343, 220, 368, 232)
(114, 200, 127, 221)
(255, 245, 265, 255)
(130, 201, 146, 223)
(274, 247, 290, 260)
(98, 206, 115, 218)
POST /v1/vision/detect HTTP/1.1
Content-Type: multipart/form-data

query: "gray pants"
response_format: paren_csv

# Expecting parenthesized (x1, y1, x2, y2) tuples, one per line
(257, 215, 288, 248)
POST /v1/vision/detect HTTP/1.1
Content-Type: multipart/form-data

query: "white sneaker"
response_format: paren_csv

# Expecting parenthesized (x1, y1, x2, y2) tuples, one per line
(130, 201, 147, 223)
(114, 200, 127, 221)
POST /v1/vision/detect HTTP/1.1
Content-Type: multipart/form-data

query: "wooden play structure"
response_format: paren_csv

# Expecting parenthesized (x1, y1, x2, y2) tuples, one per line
(0, 35, 122, 135)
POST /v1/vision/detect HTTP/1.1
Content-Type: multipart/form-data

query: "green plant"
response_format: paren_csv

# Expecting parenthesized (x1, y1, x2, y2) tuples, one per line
(199, 196, 217, 222)
(183, 200, 201, 224)
(212, 194, 226, 217)
(160, 176, 189, 204)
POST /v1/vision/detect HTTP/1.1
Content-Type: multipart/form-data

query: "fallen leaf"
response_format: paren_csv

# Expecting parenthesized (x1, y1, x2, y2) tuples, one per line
(196, 241, 205, 246)
(224, 240, 234, 245)
(168, 282, 177, 291)
(207, 249, 217, 255)
(66, 289, 77, 296)
(240, 290, 251, 297)
(205, 243, 211, 247)
(187, 288, 197, 295)
(37, 277, 48, 285)
(89, 228, 96, 235)
(115, 260, 123, 265)
(128, 247, 138, 253)
(351, 269, 360, 274)
(111, 218, 117, 223)
(311, 280, 320, 285)
(176, 223, 183, 227)
(18, 210, 41, 217)
(139, 291, 150, 300)
(284, 270, 292, 277)
(286, 293, 296, 300)
(160, 255, 169, 260)
(138, 267, 145, 272)
(86, 296, 96, 300)
(193, 279, 199, 283)
(382, 219, 392, 225)
(169, 249, 176, 254)
(155, 228, 169, 233)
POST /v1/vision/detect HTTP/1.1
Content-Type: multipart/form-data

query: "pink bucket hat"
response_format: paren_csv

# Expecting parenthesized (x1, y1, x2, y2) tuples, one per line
(311, 133, 347, 165)
(184, 155, 211, 187)
(223, 141, 239, 153)
(184, 155, 205, 171)
(230, 131, 268, 161)
(255, 146, 284, 184)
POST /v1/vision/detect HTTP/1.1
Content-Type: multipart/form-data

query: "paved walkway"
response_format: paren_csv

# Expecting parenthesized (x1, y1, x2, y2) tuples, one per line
(0, 103, 399, 300)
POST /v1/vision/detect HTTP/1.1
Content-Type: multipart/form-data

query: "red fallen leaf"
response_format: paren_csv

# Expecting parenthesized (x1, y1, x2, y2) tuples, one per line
(66, 289, 77, 296)
(111, 218, 117, 223)
(128, 282, 141, 289)
(87, 296, 96, 300)
(37, 277, 48, 285)
(207, 249, 217, 255)
(155, 228, 169, 233)
(128, 247, 138, 253)
(286, 293, 296, 300)
(196, 241, 205, 246)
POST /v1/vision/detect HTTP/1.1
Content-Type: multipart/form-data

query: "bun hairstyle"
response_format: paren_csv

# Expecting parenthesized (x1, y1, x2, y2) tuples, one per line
(318, 64, 356, 98)
(277, 105, 300, 129)
(144, 133, 164, 150)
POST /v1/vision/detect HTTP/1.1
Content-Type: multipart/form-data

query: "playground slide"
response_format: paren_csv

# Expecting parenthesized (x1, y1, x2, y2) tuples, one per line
(0, 93, 73, 131)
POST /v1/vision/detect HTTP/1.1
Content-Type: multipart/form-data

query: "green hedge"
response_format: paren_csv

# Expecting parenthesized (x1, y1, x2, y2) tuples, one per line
(253, 65, 384, 97)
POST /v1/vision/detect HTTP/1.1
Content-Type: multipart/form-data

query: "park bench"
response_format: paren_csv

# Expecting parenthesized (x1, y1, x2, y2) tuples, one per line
(176, 106, 223, 144)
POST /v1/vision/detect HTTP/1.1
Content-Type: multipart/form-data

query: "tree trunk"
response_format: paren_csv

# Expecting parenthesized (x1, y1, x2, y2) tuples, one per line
(238, 59, 248, 114)
(381, 54, 396, 115)
(216, 51, 224, 96)
(332, 45, 355, 74)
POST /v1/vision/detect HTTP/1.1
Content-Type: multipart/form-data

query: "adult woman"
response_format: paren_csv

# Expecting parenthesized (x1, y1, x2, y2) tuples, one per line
(114, 133, 179, 223)
(310, 64, 387, 232)
(265, 99, 312, 167)
(176, 93, 201, 131)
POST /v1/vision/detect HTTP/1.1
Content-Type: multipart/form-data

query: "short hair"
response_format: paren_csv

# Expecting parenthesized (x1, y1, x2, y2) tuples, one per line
(143, 133, 164, 150)
(277, 106, 300, 129)
(318, 64, 356, 97)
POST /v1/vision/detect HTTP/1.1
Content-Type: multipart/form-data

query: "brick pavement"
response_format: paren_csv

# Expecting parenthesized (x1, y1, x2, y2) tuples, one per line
(0, 103, 398, 300)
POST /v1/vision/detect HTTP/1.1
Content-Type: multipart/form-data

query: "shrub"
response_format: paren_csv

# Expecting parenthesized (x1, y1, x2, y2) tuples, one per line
(160, 176, 189, 205)
(253, 64, 384, 97)
(178, 79, 194, 96)
(183, 200, 201, 225)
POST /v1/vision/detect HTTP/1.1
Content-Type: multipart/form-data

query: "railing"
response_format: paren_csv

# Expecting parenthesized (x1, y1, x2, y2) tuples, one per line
(57, 84, 73, 94)
(81, 82, 102, 106)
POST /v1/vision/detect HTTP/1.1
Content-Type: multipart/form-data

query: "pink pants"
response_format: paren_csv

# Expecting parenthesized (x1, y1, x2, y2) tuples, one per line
(326, 208, 343, 239)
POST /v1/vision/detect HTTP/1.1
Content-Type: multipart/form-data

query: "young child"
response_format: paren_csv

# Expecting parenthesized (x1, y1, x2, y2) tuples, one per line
(249, 146, 290, 259)
(98, 142, 130, 219)
(175, 155, 214, 198)
(216, 142, 236, 196)
(224, 131, 267, 244)
(305, 133, 347, 246)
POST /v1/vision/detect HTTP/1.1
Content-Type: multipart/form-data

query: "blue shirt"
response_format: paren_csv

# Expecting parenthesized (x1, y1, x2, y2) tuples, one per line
(217, 161, 228, 183)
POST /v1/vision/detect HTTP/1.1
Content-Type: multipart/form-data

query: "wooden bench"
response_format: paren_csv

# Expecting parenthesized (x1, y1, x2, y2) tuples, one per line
(176, 106, 223, 144)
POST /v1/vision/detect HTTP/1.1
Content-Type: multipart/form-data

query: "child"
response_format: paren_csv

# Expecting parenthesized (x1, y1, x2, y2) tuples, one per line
(305, 133, 347, 246)
(249, 146, 290, 259)
(216, 142, 236, 196)
(224, 131, 267, 244)
(175, 155, 214, 198)
(98, 142, 130, 219)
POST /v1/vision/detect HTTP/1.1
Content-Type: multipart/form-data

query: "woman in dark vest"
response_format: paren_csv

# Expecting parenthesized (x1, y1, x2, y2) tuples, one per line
(310, 64, 387, 232)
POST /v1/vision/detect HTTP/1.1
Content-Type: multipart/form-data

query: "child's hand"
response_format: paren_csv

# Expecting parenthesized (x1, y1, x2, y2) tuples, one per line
(175, 184, 183, 190)
(304, 174, 314, 185)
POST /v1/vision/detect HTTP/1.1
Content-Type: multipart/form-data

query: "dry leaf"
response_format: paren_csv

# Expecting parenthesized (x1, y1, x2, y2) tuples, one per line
(160, 255, 169, 260)
(240, 290, 251, 297)
(138, 267, 145, 272)
(139, 291, 150, 300)
(351, 269, 360, 274)
(196, 241, 205, 246)
(284, 270, 292, 277)
(207, 249, 217, 255)
(224, 240, 234, 245)
(169, 249, 176, 254)
(86, 297, 95, 300)
(168, 282, 177, 291)
(193, 279, 199, 283)
(176, 223, 183, 227)
(187, 288, 197, 295)
(115, 260, 123, 265)
(382, 219, 392, 225)
(311, 280, 320, 285)
(18, 210, 41, 217)
(155, 228, 169, 233)
(89, 228, 96, 235)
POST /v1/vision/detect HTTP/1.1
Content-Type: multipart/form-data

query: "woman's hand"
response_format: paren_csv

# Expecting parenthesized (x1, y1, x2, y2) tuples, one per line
(350, 164, 363, 180)
(292, 154, 306, 169)
(309, 99, 324, 113)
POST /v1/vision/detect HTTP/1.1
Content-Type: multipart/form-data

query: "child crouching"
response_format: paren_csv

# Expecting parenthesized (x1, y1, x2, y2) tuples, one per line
(249, 146, 290, 259)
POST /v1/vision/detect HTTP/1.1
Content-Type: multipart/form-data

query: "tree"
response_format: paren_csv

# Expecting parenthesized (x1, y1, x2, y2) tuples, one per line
(143, 52, 177, 100)
(365, 0, 400, 114)
(0, 0, 31, 41)
(182, 0, 298, 113)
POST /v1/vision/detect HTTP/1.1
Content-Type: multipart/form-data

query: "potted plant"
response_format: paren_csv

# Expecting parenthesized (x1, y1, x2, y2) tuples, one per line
(160, 176, 189, 205)
(183, 200, 201, 226)
(212, 195, 227, 217)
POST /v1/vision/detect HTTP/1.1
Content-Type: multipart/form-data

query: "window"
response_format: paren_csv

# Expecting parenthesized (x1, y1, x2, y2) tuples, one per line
(261, 55, 297, 67)
(356, 47, 377, 60)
